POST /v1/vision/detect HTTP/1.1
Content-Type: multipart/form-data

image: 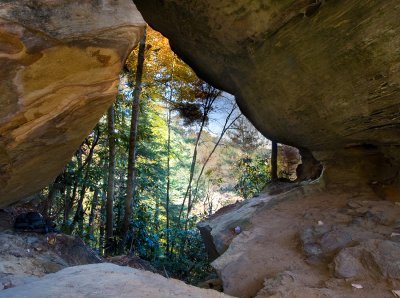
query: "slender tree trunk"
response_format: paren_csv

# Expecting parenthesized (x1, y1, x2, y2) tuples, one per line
(63, 184, 71, 223)
(99, 191, 106, 256)
(88, 188, 99, 239)
(43, 174, 63, 218)
(180, 116, 206, 226)
(175, 93, 216, 257)
(178, 95, 216, 224)
(191, 107, 240, 204)
(172, 89, 218, 256)
(105, 104, 116, 254)
(271, 141, 278, 181)
(63, 150, 82, 230)
(73, 170, 90, 235)
(116, 171, 123, 227)
(165, 58, 175, 256)
(166, 108, 171, 255)
(71, 127, 100, 234)
(121, 29, 147, 251)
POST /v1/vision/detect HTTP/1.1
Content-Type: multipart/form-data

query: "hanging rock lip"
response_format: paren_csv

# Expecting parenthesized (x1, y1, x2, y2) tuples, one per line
(0, 0, 146, 39)
(133, 0, 400, 161)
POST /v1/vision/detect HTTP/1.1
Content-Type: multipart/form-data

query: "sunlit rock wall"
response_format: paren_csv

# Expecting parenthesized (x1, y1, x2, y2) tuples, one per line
(0, 0, 145, 206)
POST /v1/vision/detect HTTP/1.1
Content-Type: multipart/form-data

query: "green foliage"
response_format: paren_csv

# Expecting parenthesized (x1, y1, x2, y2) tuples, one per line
(37, 27, 271, 286)
(155, 228, 214, 284)
(234, 156, 271, 199)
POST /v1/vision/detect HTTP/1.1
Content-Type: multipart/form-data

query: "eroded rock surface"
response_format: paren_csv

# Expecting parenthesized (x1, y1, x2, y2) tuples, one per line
(0, 231, 101, 290)
(0, 0, 145, 206)
(134, 0, 400, 190)
(199, 185, 400, 297)
(0, 263, 232, 298)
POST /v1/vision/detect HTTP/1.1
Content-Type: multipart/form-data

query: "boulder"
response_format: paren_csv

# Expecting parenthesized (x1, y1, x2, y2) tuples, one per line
(0, 263, 232, 298)
(107, 255, 162, 275)
(320, 230, 352, 254)
(0, 231, 101, 290)
(207, 186, 324, 297)
(0, 0, 145, 206)
(199, 184, 400, 297)
(334, 239, 400, 280)
(134, 0, 400, 189)
(198, 195, 272, 260)
(299, 225, 352, 262)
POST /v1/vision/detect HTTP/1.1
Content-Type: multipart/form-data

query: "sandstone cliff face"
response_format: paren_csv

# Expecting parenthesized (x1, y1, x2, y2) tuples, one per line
(0, 0, 145, 207)
(134, 0, 400, 189)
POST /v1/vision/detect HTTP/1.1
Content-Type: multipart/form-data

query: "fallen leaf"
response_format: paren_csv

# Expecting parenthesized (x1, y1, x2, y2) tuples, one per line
(392, 290, 400, 297)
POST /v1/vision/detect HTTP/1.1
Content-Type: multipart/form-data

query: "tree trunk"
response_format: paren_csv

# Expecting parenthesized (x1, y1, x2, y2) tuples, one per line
(63, 184, 71, 223)
(191, 106, 240, 204)
(121, 29, 147, 251)
(88, 187, 99, 240)
(181, 115, 205, 227)
(63, 150, 82, 230)
(99, 191, 106, 256)
(271, 141, 278, 181)
(73, 171, 89, 236)
(71, 126, 100, 234)
(175, 90, 217, 257)
(105, 104, 116, 254)
(166, 108, 171, 255)
(43, 174, 63, 218)
(178, 95, 216, 225)
(165, 58, 175, 256)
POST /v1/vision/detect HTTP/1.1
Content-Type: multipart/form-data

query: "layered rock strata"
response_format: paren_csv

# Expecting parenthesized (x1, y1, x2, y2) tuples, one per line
(0, 0, 145, 206)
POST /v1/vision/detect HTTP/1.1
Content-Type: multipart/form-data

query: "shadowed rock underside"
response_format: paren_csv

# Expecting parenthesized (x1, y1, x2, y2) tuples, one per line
(133, 0, 400, 192)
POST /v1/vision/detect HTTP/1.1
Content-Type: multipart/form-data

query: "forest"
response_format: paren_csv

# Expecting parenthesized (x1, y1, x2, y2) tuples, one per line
(33, 28, 298, 284)
(2, 1, 399, 297)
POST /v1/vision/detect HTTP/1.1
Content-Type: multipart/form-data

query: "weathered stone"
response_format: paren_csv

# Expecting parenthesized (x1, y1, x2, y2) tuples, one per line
(0, 231, 101, 279)
(296, 149, 323, 182)
(333, 248, 365, 279)
(198, 198, 262, 258)
(349, 200, 400, 226)
(255, 271, 343, 298)
(200, 185, 400, 296)
(0, 263, 232, 298)
(303, 243, 322, 258)
(320, 230, 352, 254)
(334, 239, 400, 280)
(133, 0, 400, 190)
(0, 0, 145, 207)
(209, 185, 326, 297)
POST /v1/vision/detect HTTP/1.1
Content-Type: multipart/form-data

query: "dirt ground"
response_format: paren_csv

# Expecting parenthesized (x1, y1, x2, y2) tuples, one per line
(206, 183, 400, 297)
